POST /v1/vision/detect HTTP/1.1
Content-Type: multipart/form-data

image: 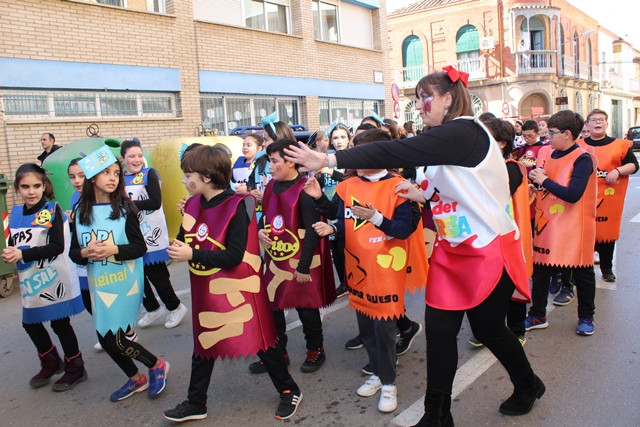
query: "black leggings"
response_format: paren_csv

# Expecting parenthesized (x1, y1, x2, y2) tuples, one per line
(273, 308, 323, 351)
(98, 328, 158, 378)
(23, 317, 80, 358)
(142, 262, 181, 312)
(424, 271, 532, 394)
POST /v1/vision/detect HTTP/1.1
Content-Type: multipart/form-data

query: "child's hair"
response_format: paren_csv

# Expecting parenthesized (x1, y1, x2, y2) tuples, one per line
(120, 139, 142, 157)
(266, 139, 298, 168)
(521, 120, 539, 132)
(361, 116, 383, 128)
(77, 159, 136, 226)
(478, 112, 497, 123)
(483, 119, 515, 159)
(14, 163, 55, 200)
(68, 157, 83, 172)
(352, 128, 392, 147)
(383, 118, 400, 139)
(547, 110, 584, 140)
(403, 121, 415, 134)
(329, 124, 352, 143)
(264, 121, 295, 142)
(245, 133, 265, 147)
(586, 108, 608, 122)
(355, 123, 377, 134)
(181, 145, 231, 190)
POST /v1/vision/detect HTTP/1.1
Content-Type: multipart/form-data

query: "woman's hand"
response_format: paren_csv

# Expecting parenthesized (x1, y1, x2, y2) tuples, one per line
(303, 176, 323, 200)
(395, 180, 426, 203)
(167, 239, 193, 262)
(258, 229, 272, 249)
(351, 203, 376, 221)
(284, 142, 330, 172)
(1, 247, 22, 264)
(312, 221, 333, 237)
(294, 270, 312, 283)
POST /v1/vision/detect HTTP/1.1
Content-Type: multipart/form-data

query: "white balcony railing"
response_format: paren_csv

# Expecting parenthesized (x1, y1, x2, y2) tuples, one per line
(456, 57, 487, 80)
(515, 50, 556, 75)
(394, 65, 430, 89)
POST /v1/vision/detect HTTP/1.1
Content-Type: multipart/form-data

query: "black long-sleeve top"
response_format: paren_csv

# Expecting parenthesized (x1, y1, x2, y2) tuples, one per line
(583, 135, 639, 173)
(540, 144, 593, 203)
(127, 168, 162, 211)
(260, 175, 319, 274)
(176, 190, 248, 269)
(69, 204, 147, 265)
(11, 197, 64, 263)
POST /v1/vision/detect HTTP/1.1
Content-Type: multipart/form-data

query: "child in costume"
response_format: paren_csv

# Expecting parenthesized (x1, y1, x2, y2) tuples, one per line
(121, 139, 188, 329)
(249, 139, 336, 375)
(311, 129, 428, 413)
(525, 110, 598, 336)
(163, 145, 302, 422)
(69, 147, 169, 402)
(233, 133, 263, 194)
(2, 163, 86, 391)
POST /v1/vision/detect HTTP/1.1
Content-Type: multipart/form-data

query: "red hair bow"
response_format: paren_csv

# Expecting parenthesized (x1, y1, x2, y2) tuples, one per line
(443, 65, 469, 87)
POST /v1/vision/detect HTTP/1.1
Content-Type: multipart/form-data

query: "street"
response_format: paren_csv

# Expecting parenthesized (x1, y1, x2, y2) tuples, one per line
(2, 176, 640, 427)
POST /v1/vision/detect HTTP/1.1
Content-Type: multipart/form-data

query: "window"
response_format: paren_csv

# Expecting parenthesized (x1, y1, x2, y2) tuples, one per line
(456, 25, 481, 76)
(402, 35, 424, 83)
(575, 93, 583, 116)
(403, 100, 423, 130)
(2, 90, 180, 119)
(244, 0, 289, 34)
(313, 1, 338, 42)
(83, 0, 166, 13)
(470, 94, 483, 117)
(318, 98, 381, 131)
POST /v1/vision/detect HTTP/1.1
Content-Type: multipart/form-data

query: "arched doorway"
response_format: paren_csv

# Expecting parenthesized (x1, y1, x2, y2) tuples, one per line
(520, 92, 549, 118)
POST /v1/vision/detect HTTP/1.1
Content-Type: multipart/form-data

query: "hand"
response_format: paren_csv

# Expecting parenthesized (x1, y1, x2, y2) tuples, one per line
(234, 183, 248, 194)
(283, 142, 330, 172)
(395, 180, 426, 203)
(351, 203, 376, 221)
(177, 197, 188, 215)
(528, 168, 547, 186)
(312, 221, 333, 237)
(294, 270, 312, 283)
(1, 247, 22, 264)
(319, 167, 334, 176)
(604, 169, 620, 185)
(86, 241, 117, 261)
(166, 239, 193, 262)
(258, 229, 272, 249)
(303, 176, 323, 200)
(249, 189, 264, 203)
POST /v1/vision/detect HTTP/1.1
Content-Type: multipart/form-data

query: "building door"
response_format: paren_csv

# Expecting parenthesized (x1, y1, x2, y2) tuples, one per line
(611, 99, 622, 138)
(520, 93, 548, 118)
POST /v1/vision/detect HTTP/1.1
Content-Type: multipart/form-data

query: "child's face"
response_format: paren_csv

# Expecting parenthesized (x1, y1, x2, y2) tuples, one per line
(242, 137, 260, 161)
(182, 172, 209, 196)
(17, 173, 45, 209)
(268, 151, 296, 181)
(331, 128, 350, 151)
(93, 163, 120, 201)
(68, 164, 86, 192)
(123, 146, 145, 175)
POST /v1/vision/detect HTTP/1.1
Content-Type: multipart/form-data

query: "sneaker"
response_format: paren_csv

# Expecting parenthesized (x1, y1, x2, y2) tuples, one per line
(110, 375, 149, 402)
(524, 315, 548, 331)
(345, 335, 363, 350)
(396, 321, 423, 356)
(138, 308, 165, 328)
(601, 269, 616, 282)
(93, 342, 104, 352)
(249, 353, 289, 374)
(518, 335, 527, 346)
(164, 400, 207, 422)
(165, 303, 188, 329)
(576, 317, 594, 336)
(357, 375, 382, 397)
(378, 385, 398, 413)
(125, 331, 139, 342)
(274, 390, 302, 420)
(468, 336, 483, 348)
(549, 273, 562, 295)
(148, 359, 169, 398)
(552, 287, 575, 306)
(593, 251, 600, 264)
(336, 283, 348, 298)
(300, 348, 326, 373)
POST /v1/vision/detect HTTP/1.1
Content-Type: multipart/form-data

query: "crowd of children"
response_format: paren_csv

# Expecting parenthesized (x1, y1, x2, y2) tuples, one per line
(5, 67, 636, 425)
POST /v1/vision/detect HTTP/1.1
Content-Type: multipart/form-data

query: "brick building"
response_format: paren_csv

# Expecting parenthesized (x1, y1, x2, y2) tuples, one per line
(0, 0, 392, 207)
(388, 0, 638, 133)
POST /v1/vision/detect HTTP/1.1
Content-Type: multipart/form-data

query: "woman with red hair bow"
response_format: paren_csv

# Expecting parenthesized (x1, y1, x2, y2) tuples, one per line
(285, 67, 543, 425)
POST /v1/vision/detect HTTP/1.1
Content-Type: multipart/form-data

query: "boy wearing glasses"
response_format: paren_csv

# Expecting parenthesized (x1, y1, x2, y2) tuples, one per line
(578, 109, 639, 283)
(525, 110, 598, 336)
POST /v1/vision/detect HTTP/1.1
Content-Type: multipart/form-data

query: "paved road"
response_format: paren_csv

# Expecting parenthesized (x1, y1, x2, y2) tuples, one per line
(2, 176, 640, 426)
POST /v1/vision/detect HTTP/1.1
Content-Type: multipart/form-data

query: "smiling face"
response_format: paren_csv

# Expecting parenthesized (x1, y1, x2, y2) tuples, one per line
(92, 163, 120, 203)
(242, 136, 260, 162)
(18, 173, 45, 209)
(416, 86, 451, 128)
(68, 164, 86, 193)
(331, 128, 350, 150)
(123, 146, 145, 175)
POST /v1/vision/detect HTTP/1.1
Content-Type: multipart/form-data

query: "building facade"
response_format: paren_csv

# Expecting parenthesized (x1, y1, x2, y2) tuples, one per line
(0, 0, 392, 207)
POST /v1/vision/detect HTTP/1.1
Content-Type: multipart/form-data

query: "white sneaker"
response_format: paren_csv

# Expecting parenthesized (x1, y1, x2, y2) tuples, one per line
(378, 385, 397, 413)
(138, 308, 165, 328)
(93, 342, 103, 352)
(357, 375, 382, 397)
(165, 303, 188, 329)
(125, 331, 138, 342)
(594, 251, 600, 264)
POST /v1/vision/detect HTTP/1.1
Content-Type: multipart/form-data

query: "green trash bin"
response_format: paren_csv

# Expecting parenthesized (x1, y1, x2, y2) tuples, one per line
(0, 174, 17, 297)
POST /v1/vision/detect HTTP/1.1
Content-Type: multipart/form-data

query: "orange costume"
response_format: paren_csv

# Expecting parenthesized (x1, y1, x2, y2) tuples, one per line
(506, 158, 533, 278)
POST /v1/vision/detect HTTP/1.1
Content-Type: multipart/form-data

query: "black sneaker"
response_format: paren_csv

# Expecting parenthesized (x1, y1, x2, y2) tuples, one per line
(345, 335, 363, 350)
(601, 269, 616, 282)
(249, 353, 289, 374)
(300, 348, 325, 373)
(336, 284, 348, 298)
(396, 321, 423, 356)
(274, 389, 303, 420)
(361, 363, 373, 375)
(163, 400, 207, 422)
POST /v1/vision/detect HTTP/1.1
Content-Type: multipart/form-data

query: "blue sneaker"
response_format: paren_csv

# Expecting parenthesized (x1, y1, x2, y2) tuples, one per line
(553, 286, 575, 306)
(576, 317, 594, 336)
(549, 274, 562, 294)
(524, 315, 548, 331)
(110, 375, 148, 401)
(148, 359, 169, 398)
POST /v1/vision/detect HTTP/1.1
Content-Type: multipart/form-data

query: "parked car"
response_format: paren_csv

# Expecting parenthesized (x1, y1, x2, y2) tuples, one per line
(627, 126, 640, 150)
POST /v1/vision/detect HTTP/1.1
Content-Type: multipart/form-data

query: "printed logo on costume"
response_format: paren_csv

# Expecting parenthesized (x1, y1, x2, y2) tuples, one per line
(196, 223, 209, 242)
(32, 208, 53, 228)
(344, 196, 368, 231)
(131, 171, 145, 185)
(185, 224, 224, 276)
(264, 216, 300, 261)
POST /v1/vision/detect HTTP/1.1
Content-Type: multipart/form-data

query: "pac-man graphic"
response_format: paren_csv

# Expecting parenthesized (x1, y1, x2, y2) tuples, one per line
(604, 187, 615, 196)
(549, 204, 565, 214)
(376, 246, 407, 271)
(32, 208, 53, 228)
(131, 172, 145, 185)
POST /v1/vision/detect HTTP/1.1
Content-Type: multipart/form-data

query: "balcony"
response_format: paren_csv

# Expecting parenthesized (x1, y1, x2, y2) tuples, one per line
(515, 50, 556, 75)
(457, 57, 487, 80)
(558, 55, 597, 81)
(394, 65, 430, 89)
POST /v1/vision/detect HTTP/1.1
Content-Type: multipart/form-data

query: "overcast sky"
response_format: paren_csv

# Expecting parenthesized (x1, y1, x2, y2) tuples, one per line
(386, 0, 640, 49)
